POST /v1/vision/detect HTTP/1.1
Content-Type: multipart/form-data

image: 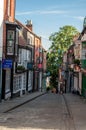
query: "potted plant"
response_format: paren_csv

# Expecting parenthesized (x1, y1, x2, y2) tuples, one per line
(74, 59, 80, 71)
(17, 65, 25, 72)
(74, 59, 80, 65)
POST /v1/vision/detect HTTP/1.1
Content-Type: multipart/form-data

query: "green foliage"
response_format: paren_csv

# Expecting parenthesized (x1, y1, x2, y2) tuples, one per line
(17, 65, 25, 71)
(50, 71, 58, 88)
(74, 59, 80, 65)
(47, 25, 79, 87)
(49, 26, 79, 54)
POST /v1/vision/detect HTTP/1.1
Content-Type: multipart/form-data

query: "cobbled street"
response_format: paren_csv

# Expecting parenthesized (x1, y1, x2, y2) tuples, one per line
(0, 93, 86, 130)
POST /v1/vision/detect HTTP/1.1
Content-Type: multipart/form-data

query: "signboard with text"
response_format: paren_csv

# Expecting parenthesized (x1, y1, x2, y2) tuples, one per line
(2, 59, 13, 69)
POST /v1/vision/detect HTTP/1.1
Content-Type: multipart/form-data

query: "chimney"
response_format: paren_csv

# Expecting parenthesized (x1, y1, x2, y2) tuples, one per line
(26, 20, 33, 31)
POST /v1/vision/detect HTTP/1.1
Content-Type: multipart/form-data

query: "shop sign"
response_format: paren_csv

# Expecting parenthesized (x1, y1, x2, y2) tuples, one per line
(27, 63, 33, 70)
(2, 59, 12, 69)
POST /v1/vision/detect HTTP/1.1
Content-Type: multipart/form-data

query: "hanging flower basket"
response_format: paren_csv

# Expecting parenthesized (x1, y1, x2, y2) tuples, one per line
(74, 64, 80, 72)
(74, 59, 80, 66)
(16, 65, 25, 72)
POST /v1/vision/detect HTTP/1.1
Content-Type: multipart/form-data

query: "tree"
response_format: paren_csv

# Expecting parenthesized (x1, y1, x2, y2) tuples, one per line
(49, 26, 79, 61)
(47, 25, 79, 88)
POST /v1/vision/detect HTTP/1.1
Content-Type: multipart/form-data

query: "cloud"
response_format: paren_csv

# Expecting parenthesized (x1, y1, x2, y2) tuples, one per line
(39, 10, 66, 14)
(16, 10, 67, 16)
(16, 11, 34, 15)
(64, 15, 84, 21)
(73, 16, 84, 21)
(74, 16, 84, 21)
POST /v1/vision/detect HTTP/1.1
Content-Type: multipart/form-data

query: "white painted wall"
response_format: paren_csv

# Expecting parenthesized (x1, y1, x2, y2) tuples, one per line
(0, 0, 4, 60)
(28, 71, 33, 91)
(74, 76, 78, 91)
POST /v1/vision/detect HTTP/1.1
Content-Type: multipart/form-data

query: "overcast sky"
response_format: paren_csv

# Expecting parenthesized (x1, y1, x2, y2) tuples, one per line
(15, 0, 85, 50)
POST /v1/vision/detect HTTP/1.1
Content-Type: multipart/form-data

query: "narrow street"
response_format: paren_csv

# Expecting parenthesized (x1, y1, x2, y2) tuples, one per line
(0, 0, 86, 130)
(0, 93, 86, 130)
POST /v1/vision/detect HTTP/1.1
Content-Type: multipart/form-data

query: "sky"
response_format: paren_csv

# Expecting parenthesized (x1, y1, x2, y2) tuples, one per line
(15, 0, 86, 50)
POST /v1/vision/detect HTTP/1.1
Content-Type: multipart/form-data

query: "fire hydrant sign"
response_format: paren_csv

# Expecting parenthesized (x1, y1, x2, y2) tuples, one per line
(2, 59, 13, 69)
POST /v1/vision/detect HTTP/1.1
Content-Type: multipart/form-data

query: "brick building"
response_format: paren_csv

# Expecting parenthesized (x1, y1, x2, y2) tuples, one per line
(1, 0, 45, 100)
(2, 0, 19, 99)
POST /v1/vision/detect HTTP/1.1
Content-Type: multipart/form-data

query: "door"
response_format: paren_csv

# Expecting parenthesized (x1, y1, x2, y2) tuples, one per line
(5, 69, 11, 99)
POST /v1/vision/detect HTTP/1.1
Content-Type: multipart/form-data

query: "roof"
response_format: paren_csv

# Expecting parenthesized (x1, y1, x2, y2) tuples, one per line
(15, 19, 41, 39)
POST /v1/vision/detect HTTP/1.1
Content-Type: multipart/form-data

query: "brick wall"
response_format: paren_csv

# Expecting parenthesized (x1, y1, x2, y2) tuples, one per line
(3, 0, 16, 57)
(4, 0, 15, 22)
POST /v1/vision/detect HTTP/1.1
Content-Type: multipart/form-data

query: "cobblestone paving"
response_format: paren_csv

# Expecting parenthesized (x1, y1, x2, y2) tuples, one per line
(0, 93, 77, 130)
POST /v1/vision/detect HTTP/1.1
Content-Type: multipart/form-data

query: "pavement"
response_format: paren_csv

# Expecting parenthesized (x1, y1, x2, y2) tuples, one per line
(64, 93, 86, 130)
(0, 91, 46, 113)
(0, 91, 86, 129)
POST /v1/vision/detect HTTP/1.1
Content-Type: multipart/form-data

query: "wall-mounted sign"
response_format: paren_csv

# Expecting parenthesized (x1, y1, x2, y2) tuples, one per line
(38, 64, 42, 69)
(27, 63, 33, 70)
(2, 59, 13, 69)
